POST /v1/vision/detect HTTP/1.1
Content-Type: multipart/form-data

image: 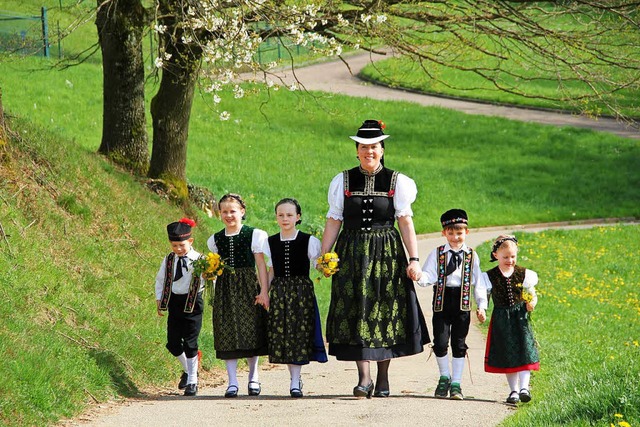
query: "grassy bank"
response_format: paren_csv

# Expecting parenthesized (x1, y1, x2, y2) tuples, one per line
(476, 225, 640, 427)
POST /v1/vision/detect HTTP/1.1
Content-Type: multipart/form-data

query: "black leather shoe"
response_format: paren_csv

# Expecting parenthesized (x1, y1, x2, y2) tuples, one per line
(519, 388, 531, 403)
(184, 383, 197, 396)
(290, 378, 303, 398)
(373, 389, 390, 397)
(178, 372, 188, 390)
(224, 385, 238, 398)
(248, 381, 261, 396)
(506, 391, 520, 404)
(353, 381, 374, 399)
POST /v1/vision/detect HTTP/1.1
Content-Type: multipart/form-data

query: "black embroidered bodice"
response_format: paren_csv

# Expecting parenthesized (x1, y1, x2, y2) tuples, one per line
(343, 166, 398, 231)
(486, 265, 527, 308)
(214, 225, 256, 268)
(268, 232, 311, 277)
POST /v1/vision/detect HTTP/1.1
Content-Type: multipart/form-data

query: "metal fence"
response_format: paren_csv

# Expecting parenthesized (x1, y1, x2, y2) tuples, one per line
(0, 8, 49, 57)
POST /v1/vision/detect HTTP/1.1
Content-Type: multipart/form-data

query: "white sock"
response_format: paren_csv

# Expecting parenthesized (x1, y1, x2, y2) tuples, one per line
(187, 356, 198, 385)
(518, 370, 531, 391)
(288, 364, 302, 389)
(451, 357, 465, 384)
(247, 356, 260, 383)
(506, 373, 518, 392)
(226, 359, 239, 387)
(436, 355, 450, 378)
(177, 352, 188, 373)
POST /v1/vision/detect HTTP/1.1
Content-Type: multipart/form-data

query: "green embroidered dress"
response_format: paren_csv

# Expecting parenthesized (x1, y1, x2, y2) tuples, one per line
(325, 166, 430, 361)
(208, 225, 269, 359)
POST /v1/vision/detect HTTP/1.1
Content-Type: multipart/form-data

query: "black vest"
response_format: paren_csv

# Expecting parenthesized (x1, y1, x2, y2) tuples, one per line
(214, 225, 256, 268)
(343, 166, 398, 231)
(268, 232, 311, 277)
(486, 265, 527, 308)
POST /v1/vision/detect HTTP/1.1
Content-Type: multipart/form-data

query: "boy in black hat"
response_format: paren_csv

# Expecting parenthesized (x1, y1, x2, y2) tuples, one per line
(417, 209, 481, 400)
(155, 218, 204, 396)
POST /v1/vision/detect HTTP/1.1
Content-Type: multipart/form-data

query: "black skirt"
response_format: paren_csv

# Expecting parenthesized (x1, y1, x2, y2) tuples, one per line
(212, 267, 268, 359)
(326, 228, 430, 361)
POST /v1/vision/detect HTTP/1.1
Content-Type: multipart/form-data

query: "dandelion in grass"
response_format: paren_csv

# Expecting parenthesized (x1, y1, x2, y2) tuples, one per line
(316, 251, 339, 282)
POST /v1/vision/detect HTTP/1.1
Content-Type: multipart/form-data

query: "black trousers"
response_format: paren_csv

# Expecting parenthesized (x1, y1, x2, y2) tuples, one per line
(166, 292, 203, 359)
(432, 287, 470, 358)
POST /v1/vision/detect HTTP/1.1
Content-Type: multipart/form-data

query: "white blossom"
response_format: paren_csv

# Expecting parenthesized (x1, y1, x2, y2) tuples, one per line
(154, 57, 164, 68)
(213, 94, 221, 103)
(360, 14, 372, 23)
(154, 24, 167, 34)
(219, 111, 231, 121)
(376, 15, 387, 24)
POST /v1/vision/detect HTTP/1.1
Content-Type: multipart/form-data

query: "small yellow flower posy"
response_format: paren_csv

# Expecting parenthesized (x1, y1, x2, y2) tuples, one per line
(316, 252, 340, 281)
(515, 283, 534, 303)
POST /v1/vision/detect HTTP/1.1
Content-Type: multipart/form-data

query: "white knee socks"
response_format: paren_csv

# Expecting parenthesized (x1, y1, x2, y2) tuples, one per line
(518, 370, 531, 390)
(177, 352, 188, 373)
(436, 356, 450, 378)
(506, 373, 518, 392)
(288, 364, 302, 390)
(187, 355, 198, 385)
(247, 356, 260, 384)
(451, 357, 465, 384)
(226, 359, 239, 387)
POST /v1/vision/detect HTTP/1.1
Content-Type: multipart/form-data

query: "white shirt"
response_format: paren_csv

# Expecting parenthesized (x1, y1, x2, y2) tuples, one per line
(325, 171, 417, 220)
(475, 268, 539, 310)
(154, 247, 202, 299)
(417, 243, 481, 288)
(264, 231, 322, 268)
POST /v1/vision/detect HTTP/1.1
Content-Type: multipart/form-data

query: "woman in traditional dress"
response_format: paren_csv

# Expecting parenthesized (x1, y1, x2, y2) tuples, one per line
(320, 119, 430, 398)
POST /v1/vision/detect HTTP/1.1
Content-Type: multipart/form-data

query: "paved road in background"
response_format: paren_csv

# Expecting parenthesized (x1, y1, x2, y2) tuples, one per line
(266, 51, 639, 140)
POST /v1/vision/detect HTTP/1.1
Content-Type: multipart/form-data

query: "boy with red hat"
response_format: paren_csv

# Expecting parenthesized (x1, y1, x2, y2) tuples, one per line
(155, 217, 204, 396)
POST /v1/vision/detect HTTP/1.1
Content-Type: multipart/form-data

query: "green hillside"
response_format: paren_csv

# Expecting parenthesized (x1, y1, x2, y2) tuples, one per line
(0, 118, 220, 425)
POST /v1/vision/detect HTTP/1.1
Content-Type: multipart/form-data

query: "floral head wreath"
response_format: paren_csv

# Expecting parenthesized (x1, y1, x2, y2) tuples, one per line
(490, 236, 518, 262)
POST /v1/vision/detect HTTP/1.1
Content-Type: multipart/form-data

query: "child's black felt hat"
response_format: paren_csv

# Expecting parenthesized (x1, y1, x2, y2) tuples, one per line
(167, 218, 195, 241)
(440, 209, 468, 228)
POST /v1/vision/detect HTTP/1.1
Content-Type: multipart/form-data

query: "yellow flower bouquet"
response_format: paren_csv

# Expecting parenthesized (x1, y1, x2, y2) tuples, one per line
(316, 252, 340, 281)
(515, 283, 534, 304)
(192, 252, 233, 306)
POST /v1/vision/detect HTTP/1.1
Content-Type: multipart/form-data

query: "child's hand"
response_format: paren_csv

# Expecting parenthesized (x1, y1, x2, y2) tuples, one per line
(255, 292, 270, 311)
(476, 308, 486, 323)
(525, 302, 535, 312)
(156, 301, 164, 317)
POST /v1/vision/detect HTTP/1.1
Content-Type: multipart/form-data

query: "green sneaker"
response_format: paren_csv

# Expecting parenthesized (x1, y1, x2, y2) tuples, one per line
(450, 382, 464, 400)
(434, 376, 451, 398)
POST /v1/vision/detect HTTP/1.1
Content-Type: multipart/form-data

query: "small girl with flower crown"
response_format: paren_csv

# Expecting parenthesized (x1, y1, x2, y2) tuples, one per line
(264, 198, 328, 398)
(475, 235, 540, 405)
(207, 193, 270, 398)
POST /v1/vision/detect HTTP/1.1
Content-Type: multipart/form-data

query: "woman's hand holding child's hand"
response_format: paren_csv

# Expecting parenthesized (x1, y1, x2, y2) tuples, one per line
(476, 308, 486, 323)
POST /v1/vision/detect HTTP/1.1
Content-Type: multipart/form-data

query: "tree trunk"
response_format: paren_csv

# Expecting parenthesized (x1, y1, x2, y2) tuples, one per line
(147, 0, 204, 195)
(95, 0, 148, 174)
(148, 65, 198, 189)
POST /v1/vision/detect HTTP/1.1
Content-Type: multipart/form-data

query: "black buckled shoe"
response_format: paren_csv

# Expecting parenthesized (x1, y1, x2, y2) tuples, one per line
(506, 391, 520, 404)
(178, 372, 188, 390)
(290, 378, 304, 398)
(224, 385, 239, 398)
(184, 383, 198, 396)
(248, 381, 261, 396)
(519, 388, 531, 403)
